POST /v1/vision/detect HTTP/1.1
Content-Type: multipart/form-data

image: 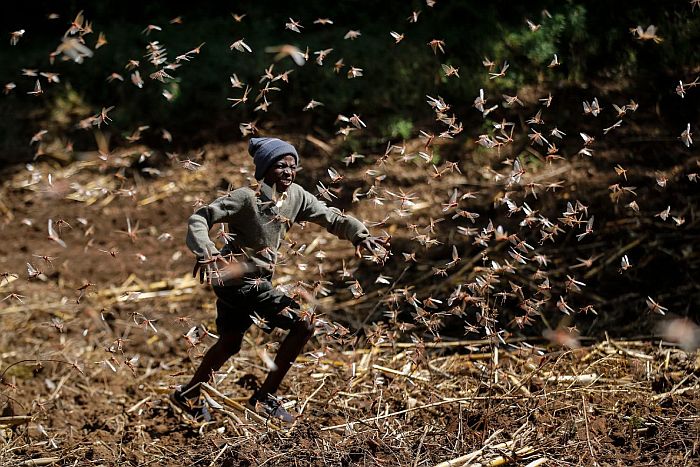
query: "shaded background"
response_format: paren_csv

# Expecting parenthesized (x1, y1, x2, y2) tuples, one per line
(0, 0, 698, 163)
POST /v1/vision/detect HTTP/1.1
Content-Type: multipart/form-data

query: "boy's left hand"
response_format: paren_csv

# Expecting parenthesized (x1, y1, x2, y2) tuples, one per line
(355, 236, 390, 258)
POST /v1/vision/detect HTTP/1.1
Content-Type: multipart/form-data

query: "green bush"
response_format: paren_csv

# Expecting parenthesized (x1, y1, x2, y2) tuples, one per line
(385, 117, 414, 140)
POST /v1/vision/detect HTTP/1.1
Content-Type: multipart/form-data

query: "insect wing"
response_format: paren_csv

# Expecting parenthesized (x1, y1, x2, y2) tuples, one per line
(47, 219, 66, 248)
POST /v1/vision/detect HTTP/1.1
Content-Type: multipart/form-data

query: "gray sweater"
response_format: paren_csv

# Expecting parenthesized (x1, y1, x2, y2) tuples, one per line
(186, 182, 369, 277)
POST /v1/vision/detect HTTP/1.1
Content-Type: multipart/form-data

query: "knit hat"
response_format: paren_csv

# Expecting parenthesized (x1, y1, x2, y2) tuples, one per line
(248, 137, 299, 180)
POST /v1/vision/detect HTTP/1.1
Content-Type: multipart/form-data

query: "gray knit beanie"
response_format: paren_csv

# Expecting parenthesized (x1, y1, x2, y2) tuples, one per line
(248, 137, 299, 180)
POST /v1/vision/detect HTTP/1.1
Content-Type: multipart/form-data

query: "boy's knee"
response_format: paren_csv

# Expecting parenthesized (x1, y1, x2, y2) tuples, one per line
(218, 331, 244, 353)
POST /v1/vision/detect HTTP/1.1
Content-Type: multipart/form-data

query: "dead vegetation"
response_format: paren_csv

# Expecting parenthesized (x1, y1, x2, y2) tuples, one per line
(0, 139, 698, 465)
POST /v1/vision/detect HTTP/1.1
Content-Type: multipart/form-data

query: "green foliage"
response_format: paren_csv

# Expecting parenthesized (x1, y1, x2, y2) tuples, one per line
(430, 145, 441, 165)
(337, 134, 365, 156)
(628, 414, 645, 430)
(48, 83, 91, 130)
(384, 117, 414, 140)
(0, 0, 698, 162)
(489, 4, 588, 87)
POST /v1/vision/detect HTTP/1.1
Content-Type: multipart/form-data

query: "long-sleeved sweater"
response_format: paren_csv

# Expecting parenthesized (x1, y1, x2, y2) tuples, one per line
(186, 182, 370, 278)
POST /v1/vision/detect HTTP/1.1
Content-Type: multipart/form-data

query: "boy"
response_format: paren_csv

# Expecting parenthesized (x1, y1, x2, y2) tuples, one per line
(171, 137, 384, 422)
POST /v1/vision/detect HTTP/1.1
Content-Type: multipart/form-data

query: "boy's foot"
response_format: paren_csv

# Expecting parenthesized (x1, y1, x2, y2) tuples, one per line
(247, 393, 295, 423)
(169, 389, 212, 422)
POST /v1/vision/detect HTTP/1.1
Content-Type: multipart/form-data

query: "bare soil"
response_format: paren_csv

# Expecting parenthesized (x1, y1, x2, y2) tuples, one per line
(0, 138, 698, 466)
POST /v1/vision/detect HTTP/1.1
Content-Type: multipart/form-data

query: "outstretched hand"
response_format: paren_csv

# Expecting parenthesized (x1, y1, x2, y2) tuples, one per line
(193, 255, 253, 285)
(355, 236, 391, 259)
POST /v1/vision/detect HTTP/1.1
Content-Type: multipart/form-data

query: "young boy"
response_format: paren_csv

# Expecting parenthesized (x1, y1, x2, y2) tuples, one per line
(171, 137, 383, 422)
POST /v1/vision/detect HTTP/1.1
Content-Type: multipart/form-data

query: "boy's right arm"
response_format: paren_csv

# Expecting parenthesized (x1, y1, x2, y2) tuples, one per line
(186, 192, 252, 284)
(186, 205, 222, 259)
(185, 192, 247, 259)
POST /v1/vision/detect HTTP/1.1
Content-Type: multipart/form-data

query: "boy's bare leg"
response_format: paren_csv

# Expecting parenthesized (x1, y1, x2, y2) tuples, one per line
(180, 330, 244, 399)
(255, 320, 314, 397)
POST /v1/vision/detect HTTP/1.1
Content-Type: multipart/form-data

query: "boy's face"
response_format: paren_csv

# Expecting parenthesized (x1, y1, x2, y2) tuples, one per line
(263, 154, 297, 192)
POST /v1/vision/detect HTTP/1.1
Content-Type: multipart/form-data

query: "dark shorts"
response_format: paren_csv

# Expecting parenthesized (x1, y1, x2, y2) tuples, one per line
(212, 280, 301, 336)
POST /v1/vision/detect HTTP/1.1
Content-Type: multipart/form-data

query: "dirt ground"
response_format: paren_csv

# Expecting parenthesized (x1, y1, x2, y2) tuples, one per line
(0, 138, 698, 466)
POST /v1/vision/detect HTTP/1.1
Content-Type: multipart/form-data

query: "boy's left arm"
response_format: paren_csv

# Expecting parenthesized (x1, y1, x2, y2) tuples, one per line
(296, 188, 386, 256)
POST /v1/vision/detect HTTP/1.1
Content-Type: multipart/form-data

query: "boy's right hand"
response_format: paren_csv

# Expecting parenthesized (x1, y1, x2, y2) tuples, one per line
(193, 254, 220, 284)
(193, 255, 253, 285)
